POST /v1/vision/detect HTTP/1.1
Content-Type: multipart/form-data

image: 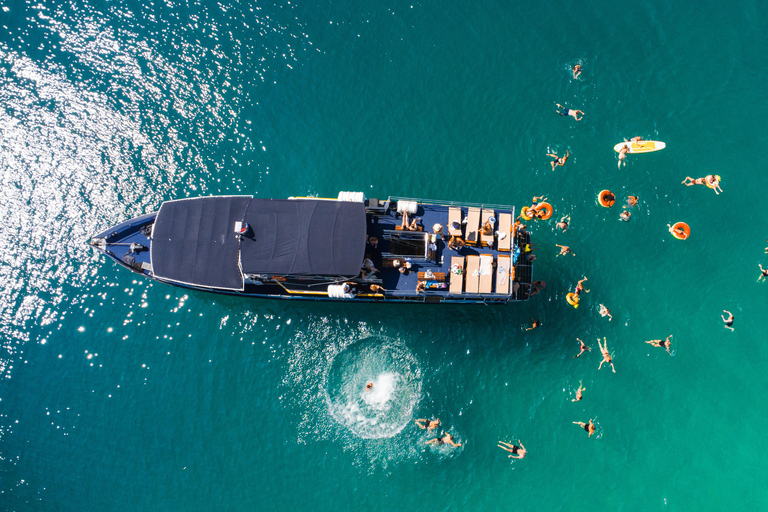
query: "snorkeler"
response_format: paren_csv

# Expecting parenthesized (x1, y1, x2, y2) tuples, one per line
(556, 244, 575, 257)
(597, 337, 615, 373)
(721, 310, 734, 331)
(555, 103, 584, 121)
(599, 304, 612, 321)
(426, 433, 461, 447)
(573, 419, 596, 437)
(498, 440, 526, 459)
(572, 381, 586, 402)
(415, 418, 440, 430)
(556, 215, 570, 231)
(573, 338, 591, 358)
(646, 335, 673, 355)
(547, 150, 570, 171)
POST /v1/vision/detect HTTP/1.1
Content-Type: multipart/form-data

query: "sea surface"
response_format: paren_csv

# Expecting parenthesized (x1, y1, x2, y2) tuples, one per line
(1, 0, 767, 510)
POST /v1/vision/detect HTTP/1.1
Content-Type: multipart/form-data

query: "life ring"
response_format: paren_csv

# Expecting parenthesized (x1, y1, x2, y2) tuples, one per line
(671, 222, 690, 240)
(566, 292, 580, 308)
(535, 202, 553, 220)
(598, 190, 616, 208)
(705, 175, 721, 189)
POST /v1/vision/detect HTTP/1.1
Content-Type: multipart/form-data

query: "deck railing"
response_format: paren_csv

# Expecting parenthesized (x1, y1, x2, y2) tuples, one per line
(388, 196, 518, 212)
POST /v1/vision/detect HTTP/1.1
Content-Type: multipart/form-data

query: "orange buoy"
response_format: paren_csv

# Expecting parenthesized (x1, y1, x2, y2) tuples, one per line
(598, 190, 616, 207)
(670, 222, 690, 240)
(535, 202, 553, 220)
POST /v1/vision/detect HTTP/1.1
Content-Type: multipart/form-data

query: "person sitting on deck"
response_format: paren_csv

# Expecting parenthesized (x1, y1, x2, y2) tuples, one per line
(480, 217, 495, 236)
(448, 235, 466, 251)
(416, 281, 426, 292)
(401, 211, 420, 231)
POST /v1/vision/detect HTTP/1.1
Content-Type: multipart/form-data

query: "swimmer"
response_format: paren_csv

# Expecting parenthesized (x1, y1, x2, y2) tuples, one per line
(572, 381, 586, 402)
(498, 440, 526, 459)
(765, 239, 768, 253)
(599, 304, 612, 321)
(401, 211, 420, 231)
(574, 338, 591, 358)
(629, 136, 643, 142)
(415, 418, 440, 430)
(620, 210, 631, 222)
(721, 310, 734, 331)
(574, 276, 589, 298)
(426, 433, 461, 447)
(527, 253, 537, 262)
(547, 150, 570, 171)
(525, 318, 540, 331)
(618, 144, 629, 169)
(573, 419, 596, 437)
(555, 103, 584, 121)
(646, 335, 673, 355)
(532, 195, 548, 204)
(556, 215, 570, 231)
(522, 207, 538, 220)
(682, 175, 723, 194)
(758, 264, 768, 282)
(572, 64, 582, 79)
(556, 244, 575, 257)
(597, 337, 615, 373)
(365, 382, 373, 391)
(626, 196, 638, 207)
(667, 223, 687, 239)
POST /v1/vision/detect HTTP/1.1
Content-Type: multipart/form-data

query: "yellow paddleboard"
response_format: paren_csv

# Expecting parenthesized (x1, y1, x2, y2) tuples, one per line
(613, 140, 666, 153)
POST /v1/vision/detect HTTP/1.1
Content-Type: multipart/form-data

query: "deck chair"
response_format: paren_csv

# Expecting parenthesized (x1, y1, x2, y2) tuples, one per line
(449, 256, 465, 294)
(496, 255, 510, 294)
(478, 254, 493, 293)
(497, 213, 512, 252)
(465, 255, 480, 293)
(465, 207, 481, 246)
(448, 207, 463, 237)
(481, 209, 496, 248)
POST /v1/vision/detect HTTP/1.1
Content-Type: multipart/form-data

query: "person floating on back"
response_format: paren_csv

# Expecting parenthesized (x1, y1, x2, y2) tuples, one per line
(599, 304, 612, 321)
(555, 103, 584, 121)
(498, 440, 527, 459)
(574, 338, 591, 358)
(682, 175, 722, 194)
(598, 337, 615, 372)
(572, 381, 586, 402)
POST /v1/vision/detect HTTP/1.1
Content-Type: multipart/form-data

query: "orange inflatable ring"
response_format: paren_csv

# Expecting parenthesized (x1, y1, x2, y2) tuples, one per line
(671, 222, 690, 240)
(598, 190, 616, 208)
(534, 202, 553, 220)
(566, 292, 580, 308)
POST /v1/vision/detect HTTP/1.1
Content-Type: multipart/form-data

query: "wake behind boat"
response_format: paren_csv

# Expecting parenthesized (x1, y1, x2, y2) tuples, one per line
(89, 193, 534, 304)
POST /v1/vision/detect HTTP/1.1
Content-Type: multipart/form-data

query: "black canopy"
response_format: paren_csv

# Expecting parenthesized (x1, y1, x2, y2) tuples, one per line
(151, 196, 367, 290)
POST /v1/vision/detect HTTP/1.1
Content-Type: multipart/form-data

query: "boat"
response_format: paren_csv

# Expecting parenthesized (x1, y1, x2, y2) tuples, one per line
(88, 193, 534, 304)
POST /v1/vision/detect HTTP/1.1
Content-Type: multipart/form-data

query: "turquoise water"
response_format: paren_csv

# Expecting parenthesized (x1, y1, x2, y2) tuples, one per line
(1, 0, 768, 509)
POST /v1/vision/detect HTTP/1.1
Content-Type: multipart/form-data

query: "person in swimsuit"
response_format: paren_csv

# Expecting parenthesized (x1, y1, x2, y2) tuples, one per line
(365, 382, 373, 391)
(573, 419, 596, 437)
(599, 304, 612, 321)
(498, 440, 527, 459)
(556, 215, 570, 231)
(572, 64, 582, 79)
(547, 150, 570, 171)
(759, 264, 768, 282)
(573, 276, 589, 299)
(646, 335, 673, 355)
(401, 211, 420, 231)
(556, 244, 575, 257)
(529, 280, 545, 296)
(426, 433, 461, 447)
(556, 103, 584, 121)
(682, 175, 723, 194)
(617, 144, 629, 169)
(574, 338, 591, 358)
(620, 210, 631, 222)
(721, 310, 734, 331)
(415, 418, 440, 430)
(525, 318, 540, 331)
(480, 218, 494, 236)
(572, 381, 586, 402)
(598, 337, 615, 372)
(447, 235, 466, 251)
(626, 195, 638, 207)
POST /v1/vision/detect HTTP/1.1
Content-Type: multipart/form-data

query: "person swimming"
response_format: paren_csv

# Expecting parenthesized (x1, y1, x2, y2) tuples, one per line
(573, 419, 596, 437)
(646, 335, 673, 355)
(599, 304, 612, 321)
(572, 64, 582, 79)
(572, 381, 586, 402)
(426, 433, 461, 447)
(620, 210, 631, 222)
(547, 150, 569, 170)
(498, 440, 527, 459)
(682, 175, 723, 194)
(556, 244, 575, 257)
(721, 310, 734, 331)
(574, 338, 591, 358)
(556, 215, 570, 231)
(598, 337, 615, 372)
(556, 103, 584, 121)
(415, 418, 440, 430)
